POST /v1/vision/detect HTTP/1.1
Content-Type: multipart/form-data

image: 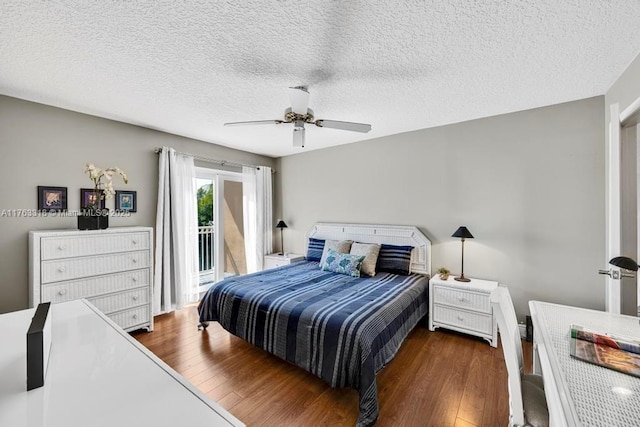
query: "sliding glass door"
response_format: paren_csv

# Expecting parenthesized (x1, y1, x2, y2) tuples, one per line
(196, 168, 246, 292)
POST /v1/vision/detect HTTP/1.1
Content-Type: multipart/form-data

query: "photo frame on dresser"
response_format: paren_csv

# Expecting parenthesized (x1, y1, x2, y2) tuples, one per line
(80, 188, 105, 209)
(37, 186, 67, 212)
(115, 190, 136, 212)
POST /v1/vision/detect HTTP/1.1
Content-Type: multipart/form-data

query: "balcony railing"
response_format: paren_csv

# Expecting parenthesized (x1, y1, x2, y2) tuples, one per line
(198, 225, 214, 284)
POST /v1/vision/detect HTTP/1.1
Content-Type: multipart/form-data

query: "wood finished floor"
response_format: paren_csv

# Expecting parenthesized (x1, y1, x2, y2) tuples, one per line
(133, 305, 532, 427)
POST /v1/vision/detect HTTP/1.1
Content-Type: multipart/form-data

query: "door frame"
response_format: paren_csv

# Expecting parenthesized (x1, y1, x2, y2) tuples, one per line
(607, 97, 640, 313)
(195, 167, 243, 289)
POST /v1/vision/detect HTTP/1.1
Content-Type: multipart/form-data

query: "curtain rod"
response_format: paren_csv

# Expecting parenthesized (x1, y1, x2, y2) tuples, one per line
(153, 147, 275, 172)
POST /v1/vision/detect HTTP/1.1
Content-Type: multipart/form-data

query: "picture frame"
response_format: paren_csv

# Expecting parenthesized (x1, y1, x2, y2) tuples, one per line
(115, 190, 137, 212)
(80, 188, 105, 210)
(37, 186, 67, 212)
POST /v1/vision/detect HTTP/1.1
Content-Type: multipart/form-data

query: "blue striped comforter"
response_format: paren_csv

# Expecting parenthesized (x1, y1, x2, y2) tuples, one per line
(198, 261, 429, 426)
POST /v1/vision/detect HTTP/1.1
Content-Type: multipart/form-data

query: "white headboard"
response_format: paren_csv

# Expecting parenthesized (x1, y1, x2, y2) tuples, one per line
(306, 223, 432, 276)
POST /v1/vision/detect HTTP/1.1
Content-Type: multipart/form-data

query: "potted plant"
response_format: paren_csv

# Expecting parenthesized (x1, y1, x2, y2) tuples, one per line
(437, 267, 450, 280)
(78, 163, 128, 230)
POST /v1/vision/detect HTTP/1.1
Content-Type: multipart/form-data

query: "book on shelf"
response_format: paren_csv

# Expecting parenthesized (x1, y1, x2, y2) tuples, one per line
(570, 324, 640, 378)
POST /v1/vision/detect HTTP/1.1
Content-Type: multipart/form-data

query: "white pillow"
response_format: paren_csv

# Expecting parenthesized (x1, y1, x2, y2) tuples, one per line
(350, 243, 381, 277)
(319, 240, 353, 267)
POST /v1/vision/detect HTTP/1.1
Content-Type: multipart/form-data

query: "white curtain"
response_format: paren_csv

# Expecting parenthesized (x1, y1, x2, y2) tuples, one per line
(154, 147, 199, 314)
(242, 166, 273, 273)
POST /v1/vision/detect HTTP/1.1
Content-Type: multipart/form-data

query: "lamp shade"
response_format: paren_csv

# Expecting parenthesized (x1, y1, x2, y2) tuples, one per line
(609, 256, 639, 271)
(276, 220, 288, 229)
(452, 226, 474, 239)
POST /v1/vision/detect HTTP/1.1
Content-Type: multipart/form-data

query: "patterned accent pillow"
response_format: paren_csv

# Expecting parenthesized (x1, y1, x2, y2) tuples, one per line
(321, 249, 365, 277)
(319, 239, 353, 267)
(350, 242, 381, 277)
(376, 244, 413, 275)
(306, 238, 325, 262)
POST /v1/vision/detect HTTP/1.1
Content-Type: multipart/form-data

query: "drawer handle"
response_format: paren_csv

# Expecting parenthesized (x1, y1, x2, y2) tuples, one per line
(132, 240, 138, 244)
(457, 297, 467, 302)
(58, 266, 67, 272)
(132, 258, 138, 263)
(58, 289, 67, 296)
(457, 315, 465, 322)
(133, 314, 138, 319)
(58, 244, 66, 250)
(132, 296, 138, 301)
(132, 277, 137, 282)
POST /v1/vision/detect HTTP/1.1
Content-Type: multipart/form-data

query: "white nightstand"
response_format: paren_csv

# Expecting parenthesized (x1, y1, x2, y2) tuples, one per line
(263, 253, 305, 270)
(428, 276, 498, 347)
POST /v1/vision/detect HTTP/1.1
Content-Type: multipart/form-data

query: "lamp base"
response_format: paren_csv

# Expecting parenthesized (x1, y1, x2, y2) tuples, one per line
(454, 276, 471, 282)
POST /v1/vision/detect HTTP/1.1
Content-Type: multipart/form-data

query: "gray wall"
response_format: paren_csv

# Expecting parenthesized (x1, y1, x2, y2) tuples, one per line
(0, 95, 276, 313)
(277, 97, 605, 319)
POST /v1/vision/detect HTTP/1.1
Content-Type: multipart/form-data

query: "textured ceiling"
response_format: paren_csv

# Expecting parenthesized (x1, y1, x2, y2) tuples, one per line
(1, 1, 640, 158)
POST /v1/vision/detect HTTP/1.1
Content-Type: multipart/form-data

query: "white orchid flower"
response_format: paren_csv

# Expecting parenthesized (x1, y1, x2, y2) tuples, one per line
(84, 163, 128, 202)
(103, 181, 115, 199)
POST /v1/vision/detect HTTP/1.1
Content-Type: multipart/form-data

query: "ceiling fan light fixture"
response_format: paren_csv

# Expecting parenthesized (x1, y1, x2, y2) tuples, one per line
(293, 126, 305, 148)
(288, 86, 310, 115)
(224, 87, 371, 147)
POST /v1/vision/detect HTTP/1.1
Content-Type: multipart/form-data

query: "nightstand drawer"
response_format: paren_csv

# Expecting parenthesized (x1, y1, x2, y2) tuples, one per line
(263, 253, 305, 271)
(433, 285, 491, 313)
(433, 304, 492, 335)
(265, 259, 287, 269)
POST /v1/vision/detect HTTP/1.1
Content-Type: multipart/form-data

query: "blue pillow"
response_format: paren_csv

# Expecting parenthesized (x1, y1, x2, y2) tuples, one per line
(306, 238, 325, 262)
(321, 249, 365, 277)
(376, 244, 413, 275)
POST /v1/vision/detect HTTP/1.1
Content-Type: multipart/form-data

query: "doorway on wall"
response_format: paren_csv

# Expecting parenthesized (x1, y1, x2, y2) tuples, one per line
(621, 124, 639, 315)
(196, 168, 247, 293)
(608, 99, 640, 315)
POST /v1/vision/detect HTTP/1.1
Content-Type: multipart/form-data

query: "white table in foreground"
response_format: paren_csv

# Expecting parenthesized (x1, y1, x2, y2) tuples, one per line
(0, 299, 244, 427)
(529, 300, 640, 427)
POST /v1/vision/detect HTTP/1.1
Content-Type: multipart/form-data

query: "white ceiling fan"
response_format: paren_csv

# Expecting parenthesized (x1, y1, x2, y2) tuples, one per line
(224, 86, 372, 148)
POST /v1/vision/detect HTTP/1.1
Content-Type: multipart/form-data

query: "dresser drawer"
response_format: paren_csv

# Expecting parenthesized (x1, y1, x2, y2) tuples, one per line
(41, 269, 150, 303)
(41, 232, 150, 260)
(109, 305, 150, 330)
(41, 250, 150, 284)
(433, 304, 492, 335)
(433, 285, 491, 314)
(88, 287, 149, 314)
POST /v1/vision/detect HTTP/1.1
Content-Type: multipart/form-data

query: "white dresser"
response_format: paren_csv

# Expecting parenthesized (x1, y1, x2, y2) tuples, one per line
(428, 276, 498, 347)
(29, 227, 153, 332)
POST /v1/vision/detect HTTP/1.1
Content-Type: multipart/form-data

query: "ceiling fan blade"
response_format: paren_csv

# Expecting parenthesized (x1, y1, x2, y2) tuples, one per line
(315, 119, 372, 133)
(224, 120, 284, 127)
(288, 86, 310, 115)
(292, 126, 305, 148)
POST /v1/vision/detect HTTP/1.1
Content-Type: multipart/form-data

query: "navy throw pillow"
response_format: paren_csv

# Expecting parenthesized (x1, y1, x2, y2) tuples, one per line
(306, 238, 325, 262)
(376, 244, 413, 275)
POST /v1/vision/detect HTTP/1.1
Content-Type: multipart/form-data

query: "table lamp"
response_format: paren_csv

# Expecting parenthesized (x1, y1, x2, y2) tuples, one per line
(452, 226, 474, 282)
(275, 220, 288, 255)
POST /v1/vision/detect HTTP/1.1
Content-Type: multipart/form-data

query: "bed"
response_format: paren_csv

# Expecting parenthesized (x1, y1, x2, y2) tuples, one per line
(198, 223, 432, 427)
